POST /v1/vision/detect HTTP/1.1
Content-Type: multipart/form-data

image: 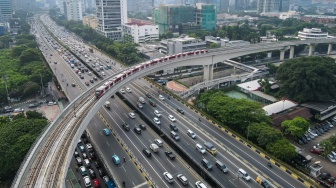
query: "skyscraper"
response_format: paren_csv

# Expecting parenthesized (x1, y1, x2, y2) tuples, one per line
(257, 0, 290, 14)
(0, 0, 12, 22)
(96, 0, 127, 40)
(63, 0, 83, 21)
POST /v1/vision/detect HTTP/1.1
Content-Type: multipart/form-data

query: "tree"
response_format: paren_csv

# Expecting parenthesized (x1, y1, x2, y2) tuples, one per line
(11, 45, 29, 57)
(19, 49, 41, 66)
(276, 57, 336, 103)
(266, 139, 297, 161)
(281, 117, 310, 138)
(247, 122, 283, 148)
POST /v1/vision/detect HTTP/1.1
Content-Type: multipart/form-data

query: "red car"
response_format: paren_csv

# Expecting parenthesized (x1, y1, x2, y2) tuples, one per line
(93, 179, 100, 187)
(310, 148, 321, 154)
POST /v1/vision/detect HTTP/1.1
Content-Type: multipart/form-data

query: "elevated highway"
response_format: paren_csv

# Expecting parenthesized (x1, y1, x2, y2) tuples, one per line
(12, 38, 336, 187)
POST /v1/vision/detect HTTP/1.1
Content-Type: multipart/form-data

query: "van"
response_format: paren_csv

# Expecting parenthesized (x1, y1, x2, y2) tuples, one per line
(150, 144, 159, 153)
(238, 168, 251, 181)
(204, 142, 217, 155)
(196, 144, 206, 154)
(215, 160, 228, 173)
(170, 131, 180, 141)
(256, 176, 270, 188)
(201, 159, 212, 170)
(187, 130, 196, 139)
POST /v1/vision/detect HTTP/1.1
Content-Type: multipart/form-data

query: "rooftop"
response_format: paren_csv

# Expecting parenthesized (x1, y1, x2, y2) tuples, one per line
(250, 90, 277, 102)
(237, 79, 263, 91)
(301, 101, 336, 112)
(263, 100, 298, 116)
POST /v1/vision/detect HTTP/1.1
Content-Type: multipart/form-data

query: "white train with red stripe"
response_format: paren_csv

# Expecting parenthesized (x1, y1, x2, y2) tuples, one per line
(95, 50, 208, 98)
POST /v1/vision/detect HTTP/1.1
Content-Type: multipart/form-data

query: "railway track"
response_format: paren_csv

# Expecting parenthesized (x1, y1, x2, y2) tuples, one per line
(23, 92, 96, 187)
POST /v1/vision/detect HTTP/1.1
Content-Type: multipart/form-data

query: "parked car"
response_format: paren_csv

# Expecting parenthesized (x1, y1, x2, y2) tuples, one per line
(327, 154, 336, 163)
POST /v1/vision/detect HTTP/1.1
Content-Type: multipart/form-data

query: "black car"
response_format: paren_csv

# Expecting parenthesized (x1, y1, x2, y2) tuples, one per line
(146, 93, 152, 98)
(97, 168, 105, 176)
(93, 161, 101, 168)
(134, 127, 141, 134)
(170, 124, 178, 131)
(88, 168, 96, 178)
(89, 152, 96, 160)
(165, 151, 176, 160)
(139, 124, 146, 130)
(143, 148, 151, 157)
(177, 108, 184, 114)
(122, 123, 130, 131)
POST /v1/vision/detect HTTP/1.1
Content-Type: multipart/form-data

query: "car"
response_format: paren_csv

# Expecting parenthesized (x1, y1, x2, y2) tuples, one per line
(165, 151, 176, 160)
(170, 124, 178, 131)
(327, 154, 336, 163)
(154, 139, 163, 147)
(79, 166, 87, 176)
(103, 128, 110, 136)
(79, 145, 85, 152)
(146, 92, 152, 98)
(97, 168, 105, 176)
(103, 176, 109, 183)
(76, 157, 82, 165)
(93, 77, 98, 81)
(84, 159, 90, 167)
(93, 179, 100, 188)
(159, 95, 164, 101)
(71, 83, 76, 87)
(112, 154, 121, 165)
(82, 152, 88, 159)
(122, 123, 130, 131)
(149, 99, 156, 107)
(86, 143, 93, 151)
(195, 181, 208, 188)
(13, 108, 24, 113)
(90, 79, 94, 83)
(196, 144, 206, 154)
(80, 75, 84, 79)
(154, 110, 161, 117)
(177, 108, 184, 114)
(74, 150, 79, 157)
(101, 72, 105, 76)
(163, 172, 174, 183)
(89, 152, 96, 160)
(137, 102, 143, 108)
(153, 117, 161, 125)
(187, 130, 196, 139)
(120, 89, 125, 94)
(143, 148, 151, 157)
(126, 87, 131, 92)
(134, 127, 141, 134)
(177, 174, 188, 185)
(129, 112, 136, 118)
(310, 148, 321, 154)
(139, 124, 146, 130)
(88, 168, 96, 178)
(83, 176, 91, 187)
(168, 115, 176, 122)
(93, 161, 101, 168)
(201, 159, 212, 170)
(215, 160, 229, 173)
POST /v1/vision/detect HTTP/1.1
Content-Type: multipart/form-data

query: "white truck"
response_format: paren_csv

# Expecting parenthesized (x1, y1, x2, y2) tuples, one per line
(139, 97, 145, 104)
(150, 144, 159, 153)
(104, 101, 110, 109)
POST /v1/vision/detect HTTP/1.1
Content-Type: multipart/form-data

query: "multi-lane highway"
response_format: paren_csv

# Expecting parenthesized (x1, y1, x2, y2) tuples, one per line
(15, 13, 322, 188)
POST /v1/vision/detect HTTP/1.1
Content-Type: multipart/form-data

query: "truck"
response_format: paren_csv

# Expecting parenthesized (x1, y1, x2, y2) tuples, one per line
(139, 97, 145, 104)
(150, 144, 159, 153)
(104, 101, 110, 109)
(204, 142, 217, 155)
(89, 48, 94, 53)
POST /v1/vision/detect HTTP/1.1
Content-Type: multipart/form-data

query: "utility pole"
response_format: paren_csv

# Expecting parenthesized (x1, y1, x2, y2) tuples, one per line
(40, 73, 44, 98)
(3, 75, 10, 105)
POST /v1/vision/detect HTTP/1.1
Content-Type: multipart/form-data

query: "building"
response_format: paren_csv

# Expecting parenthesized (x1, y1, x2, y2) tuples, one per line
(237, 79, 277, 104)
(298, 28, 328, 40)
(154, 5, 196, 35)
(205, 36, 251, 47)
(127, 0, 153, 13)
(63, 0, 83, 21)
(96, 0, 127, 40)
(262, 100, 298, 116)
(301, 101, 336, 121)
(82, 14, 97, 29)
(122, 19, 159, 43)
(257, 0, 290, 14)
(196, 3, 216, 31)
(279, 11, 300, 20)
(0, 0, 12, 22)
(302, 15, 336, 24)
(12, 0, 36, 11)
(159, 35, 206, 55)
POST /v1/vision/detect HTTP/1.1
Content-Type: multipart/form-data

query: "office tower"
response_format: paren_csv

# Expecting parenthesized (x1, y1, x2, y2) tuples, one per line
(96, 0, 127, 40)
(196, 3, 216, 31)
(63, 0, 83, 21)
(257, 0, 290, 14)
(0, 0, 12, 22)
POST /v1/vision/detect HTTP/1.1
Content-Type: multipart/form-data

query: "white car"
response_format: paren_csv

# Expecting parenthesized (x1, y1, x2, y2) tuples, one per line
(153, 117, 161, 125)
(168, 115, 176, 122)
(85, 143, 93, 151)
(126, 87, 132, 93)
(154, 139, 163, 147)
(154, 110, 161, 117)
(327, 154, 336, 163)
(195, 181, 208, 188)
(129, 112, 136, 119)
(83, 176, 91, 187)
(120, 89, 125, 94)
(13, 108, 24, 113)
(163, 172, 174, 183)
(159, 95, 165, 101)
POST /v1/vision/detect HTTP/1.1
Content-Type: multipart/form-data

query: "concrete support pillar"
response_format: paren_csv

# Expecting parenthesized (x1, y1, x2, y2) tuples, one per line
(203, 65, 209, 81)
(328, 43, 332, 55)
(308, 44, 314, 56)
(280, 50, 285, 61)
(289, 46, 295, 59)
(209, 64, 213, 80)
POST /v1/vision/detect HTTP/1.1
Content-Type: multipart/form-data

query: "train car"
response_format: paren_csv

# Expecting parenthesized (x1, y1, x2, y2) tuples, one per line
(96, 85, 108, 98)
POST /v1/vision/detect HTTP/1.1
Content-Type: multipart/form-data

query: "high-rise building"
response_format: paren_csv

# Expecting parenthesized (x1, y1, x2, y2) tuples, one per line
(196, 3, 216, 31)
(96, 0, 127, 40)
(63, 0, 83, 21)
(12, 0, 37, 11)
(127, 0, 153, 13)
(0, 0, 12, 22)
(257, 0, 290, 14)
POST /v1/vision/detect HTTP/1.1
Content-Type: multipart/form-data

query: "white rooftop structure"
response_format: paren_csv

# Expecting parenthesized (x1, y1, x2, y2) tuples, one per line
(263, 100, 298, 116)
(298, 28, 328, 40)
(237, 79, 262, 92)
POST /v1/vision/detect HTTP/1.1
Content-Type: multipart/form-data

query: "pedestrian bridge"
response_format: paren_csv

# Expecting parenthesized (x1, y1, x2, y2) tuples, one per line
(12, 38, 336, 188)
